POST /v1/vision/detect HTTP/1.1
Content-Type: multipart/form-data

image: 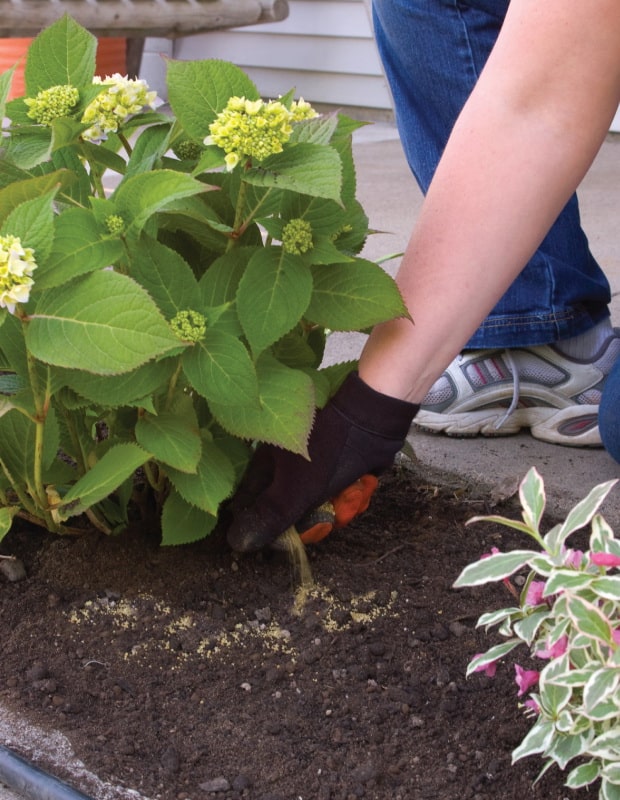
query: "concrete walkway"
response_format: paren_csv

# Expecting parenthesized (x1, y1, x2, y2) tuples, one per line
(324, 123, 620, 530)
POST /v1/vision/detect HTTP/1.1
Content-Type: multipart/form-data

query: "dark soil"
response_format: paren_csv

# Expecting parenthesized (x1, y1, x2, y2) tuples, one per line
(0, 462, 589, 800)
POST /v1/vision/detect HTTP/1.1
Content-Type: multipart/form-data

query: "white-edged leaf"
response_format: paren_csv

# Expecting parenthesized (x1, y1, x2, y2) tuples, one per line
(453, 550, 537, 587)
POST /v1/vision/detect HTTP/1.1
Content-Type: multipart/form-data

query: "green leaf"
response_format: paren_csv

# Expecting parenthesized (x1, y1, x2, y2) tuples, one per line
(166, 437, 235, 515)
(4, 128, 53, 170)
(0, 172, 71, 229)
(566, 594, 613, 644)
(26, 271, 183, 375)
(0, 407, 59, 486)
(0, 66, 15, 116)
(125, 123, 173, 179)
(306, 259, 409, 330)
(135, 410, 201, 474)
(545, 730, 593, 770)
(160, 491, 217, 545)
(555, 479, 619, 546)
(34, 208, 124, 290)
(511, 720, 555, 762)
(583, 667, 620, 713)
(237, 247, 312, 355)
(182, 329, 259, 407)
(566, 761, 601, 789)
(512, 609, 549, 645)
(209, 354, 315, 454)
(58, 358, 176, 408)
(591, 575, 620, 600)
(167, 58, 259, 140)
(453, 550, 538, 587)
(24, 15, 96, 92)
(57, 443, 149, 521)
(519, 467, 546, 533)
(543, 569, 594, 597)
(465, 640, 521, 677)
(245, 143, 343, 203)
(127, 236, 200, 318)
(590, 730, 620, 760)
(0, 188, 57, 264)
(0, 506, 18, 544)
(113, 170, 209, 235)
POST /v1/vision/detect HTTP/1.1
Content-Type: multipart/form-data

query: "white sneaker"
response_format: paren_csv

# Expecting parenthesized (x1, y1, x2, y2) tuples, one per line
(414, 333, 620, 447)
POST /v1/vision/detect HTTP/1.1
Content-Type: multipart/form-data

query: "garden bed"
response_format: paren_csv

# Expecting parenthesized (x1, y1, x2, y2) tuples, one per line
(0, 463, 592, 800)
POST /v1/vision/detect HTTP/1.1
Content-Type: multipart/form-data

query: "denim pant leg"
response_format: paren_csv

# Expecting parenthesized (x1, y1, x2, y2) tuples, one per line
(372, 0, 611, 348)
(600, 357, 620, 464)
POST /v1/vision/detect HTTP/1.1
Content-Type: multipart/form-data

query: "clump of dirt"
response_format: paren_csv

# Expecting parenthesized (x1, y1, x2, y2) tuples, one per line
(0, 464, 593, 800)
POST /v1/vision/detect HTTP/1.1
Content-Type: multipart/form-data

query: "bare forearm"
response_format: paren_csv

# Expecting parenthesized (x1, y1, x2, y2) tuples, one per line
(360, 0, 620, 402)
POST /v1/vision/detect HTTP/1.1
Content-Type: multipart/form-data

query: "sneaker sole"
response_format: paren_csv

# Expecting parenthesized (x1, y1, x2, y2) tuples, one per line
(414, 405, 601, 447)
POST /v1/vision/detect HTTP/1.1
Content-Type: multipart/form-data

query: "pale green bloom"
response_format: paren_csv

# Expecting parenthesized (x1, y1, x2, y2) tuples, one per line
(0, 234, 37, 314)
(282, 218, 314, 255)
(170, 310, 207, 342)
(81, 74, 157, 142)
(104, 214, 125, 235)
(290, 98, 318, 122)
(205, 95, 317, 171)
(24, 85, 80, 126)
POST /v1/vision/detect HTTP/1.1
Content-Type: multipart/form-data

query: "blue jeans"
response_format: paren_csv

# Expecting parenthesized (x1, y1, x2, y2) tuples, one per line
(372, 0, 611, 348)
(600, 357, 620, 464)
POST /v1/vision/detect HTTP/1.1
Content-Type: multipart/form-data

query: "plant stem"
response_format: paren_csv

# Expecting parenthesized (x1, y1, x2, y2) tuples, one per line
(226, 174, 249, 251)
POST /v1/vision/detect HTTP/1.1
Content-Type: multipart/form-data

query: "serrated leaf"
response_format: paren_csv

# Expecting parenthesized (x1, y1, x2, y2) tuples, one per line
(208, 355, 315, 454)
(453, 550, 537, 587)
(113, 170, 208, 234)
(57, 443, 149, 521)
(0, 407, 59, 485)
(0, 172, 71, 229)
(127, 236, 200, 318)
(166, 437, 235, 515)
(167, 58, 260, 140)
(34, 208, 124, 290)
(24, 15, 96, 92)
(26, 271, 183, 374)
(160, 490, 217, 545)
(136, 410, 201, 474)
(244, 143, 342, 203)
(237, 247, 312, 355)
(0, 188, 57, 264)
(181, 328, 259, 407)
(306, 259, 408, 330)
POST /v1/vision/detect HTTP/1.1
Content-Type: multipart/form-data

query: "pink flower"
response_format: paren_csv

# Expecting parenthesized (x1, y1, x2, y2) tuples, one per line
(524, 698, 540, 714)
(525, 581, 546, 606)
(563, 549, 584, 568)
(535, 635, 568, 660)
(480, 546, 501, 559)
(515, 665, 539, 696)
(472, 655, 497, 677)
(590, 552, 620, 568)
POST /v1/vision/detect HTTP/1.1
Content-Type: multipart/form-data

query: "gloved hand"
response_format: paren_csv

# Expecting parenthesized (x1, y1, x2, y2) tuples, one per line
(226, 372, 419, 552)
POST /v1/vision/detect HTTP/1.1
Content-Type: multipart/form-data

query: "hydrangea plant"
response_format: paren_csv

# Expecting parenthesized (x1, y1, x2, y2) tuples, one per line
(454, 467, 620, 799)
(0, 15, 408, 544)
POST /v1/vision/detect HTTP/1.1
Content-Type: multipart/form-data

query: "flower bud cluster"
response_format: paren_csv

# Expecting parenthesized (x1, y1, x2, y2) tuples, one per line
(81, 74, 157, 142)
(24, 85, 80, 126)
(282, 218, 314, 255)
(205, 95, 317, 171)
(0, 234, 37, 314)
(170, 310, 207, 343)
(104, 214, 126, 235)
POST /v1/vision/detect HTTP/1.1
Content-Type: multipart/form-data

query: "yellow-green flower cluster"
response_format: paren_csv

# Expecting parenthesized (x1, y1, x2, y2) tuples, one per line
(282, 219, 314, 255)
(205, 96, 317, 171)
(0, 234, 37, 314)
(104, 214, 125, 235)
(290, 98, 318, 122)
(24, 85, 80, 126)
(81, 74, 157, 142)
(170, 310, 207, 343)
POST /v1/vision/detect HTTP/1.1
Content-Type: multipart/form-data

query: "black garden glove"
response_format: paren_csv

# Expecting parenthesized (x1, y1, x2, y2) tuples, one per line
(227, 372, 419, 552)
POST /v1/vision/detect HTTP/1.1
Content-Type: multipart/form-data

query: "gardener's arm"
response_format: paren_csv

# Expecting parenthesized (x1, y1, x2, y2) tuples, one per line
(359, 0, 620, 401)
(227, 0, 620, 552)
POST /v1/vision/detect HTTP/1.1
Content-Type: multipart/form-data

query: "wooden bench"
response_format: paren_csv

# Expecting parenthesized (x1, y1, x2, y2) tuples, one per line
(0, 0, 289, 38)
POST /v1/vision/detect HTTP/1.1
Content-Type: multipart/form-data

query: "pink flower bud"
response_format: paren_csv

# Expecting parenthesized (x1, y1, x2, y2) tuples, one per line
(590, 552, 620, 568)
(525, 580, 546, 606)
(515, 665, 539, 696)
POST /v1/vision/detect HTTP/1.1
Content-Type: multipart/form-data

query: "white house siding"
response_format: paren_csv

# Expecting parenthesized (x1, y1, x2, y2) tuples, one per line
(154, 0, 394, 117)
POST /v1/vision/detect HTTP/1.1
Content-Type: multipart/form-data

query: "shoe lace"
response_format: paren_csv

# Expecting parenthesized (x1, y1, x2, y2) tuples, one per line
(495, 350, 520, 430)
